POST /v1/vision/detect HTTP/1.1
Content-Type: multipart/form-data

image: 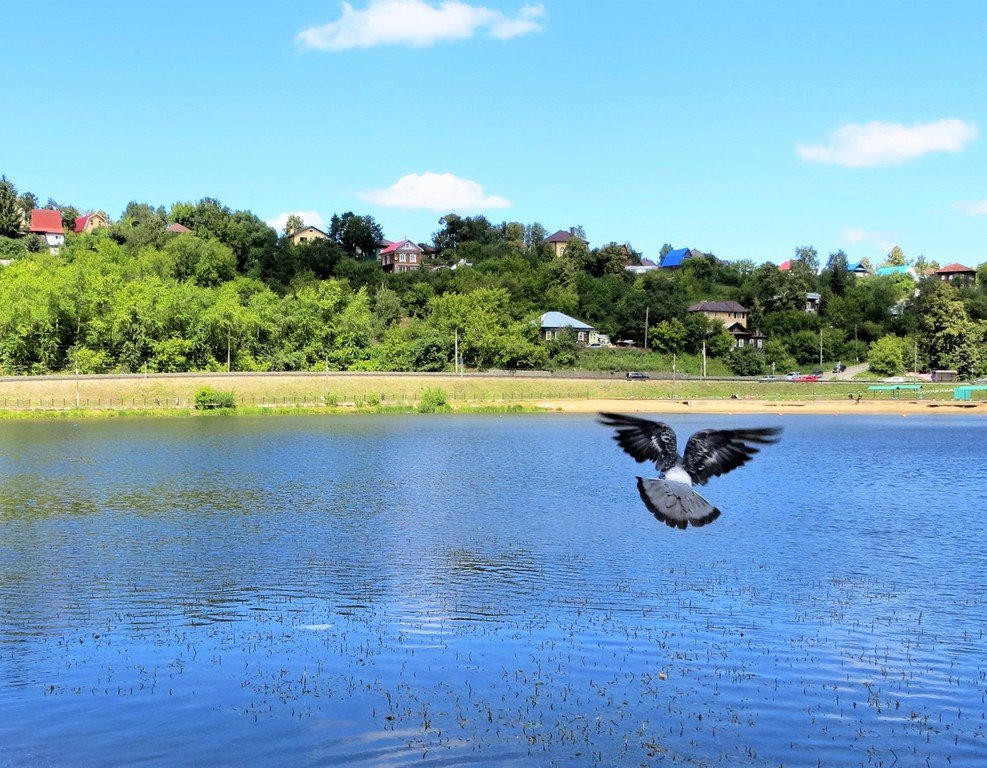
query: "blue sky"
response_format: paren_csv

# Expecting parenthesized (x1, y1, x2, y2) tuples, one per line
(2, 1, 985, 265)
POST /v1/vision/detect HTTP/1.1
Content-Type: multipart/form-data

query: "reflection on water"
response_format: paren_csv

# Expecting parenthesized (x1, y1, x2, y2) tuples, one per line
(0, 414, 985, 767)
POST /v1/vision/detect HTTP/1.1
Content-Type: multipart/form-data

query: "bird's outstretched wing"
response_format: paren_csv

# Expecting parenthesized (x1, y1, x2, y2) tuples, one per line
(682, 427, 782, 486)
(598, 412, 678, 471)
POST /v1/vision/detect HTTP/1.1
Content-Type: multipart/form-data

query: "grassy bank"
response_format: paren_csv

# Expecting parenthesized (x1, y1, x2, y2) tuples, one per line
(0, 371, 968, 418)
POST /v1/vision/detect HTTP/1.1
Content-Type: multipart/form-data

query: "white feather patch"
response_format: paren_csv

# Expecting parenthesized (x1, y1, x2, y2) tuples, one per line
(636, 478, 721, 529)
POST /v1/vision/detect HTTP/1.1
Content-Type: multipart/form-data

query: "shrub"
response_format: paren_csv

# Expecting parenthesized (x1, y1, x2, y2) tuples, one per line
(867, 335, 905, 376)
(727, 346, 766, 376)
(417, 386, 449, 413)
(194, 386, 237, 410)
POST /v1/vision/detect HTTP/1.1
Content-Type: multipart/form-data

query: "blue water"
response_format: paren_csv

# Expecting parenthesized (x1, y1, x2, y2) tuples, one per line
(0, 414, 985, 767)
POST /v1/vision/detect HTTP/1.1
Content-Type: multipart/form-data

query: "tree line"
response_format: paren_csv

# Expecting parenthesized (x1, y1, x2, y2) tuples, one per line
(0, 177, 984, 378)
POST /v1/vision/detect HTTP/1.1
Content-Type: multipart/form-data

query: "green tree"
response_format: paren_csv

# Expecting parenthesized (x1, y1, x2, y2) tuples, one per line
(868, 335, 905, 376)
(328, 212, 384, 258)
(581, 242, 628, 278)
(0, 176, 22, 237)
(727, 345, 766, 376)
(648, 319, 687, 354)
(921, 284, 982, 377)
(794, 245, 819, 273)
(284, 214, 304, 236)
(883, 246, 907, 267)
(824, 250, 850, 295)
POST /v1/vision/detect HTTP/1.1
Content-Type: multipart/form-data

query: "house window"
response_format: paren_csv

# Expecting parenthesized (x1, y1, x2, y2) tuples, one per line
(410, 254, 416, 263)
(578, 332, 586, 342)
(399, 254, 406, 263)
(738, 338, 745, 347)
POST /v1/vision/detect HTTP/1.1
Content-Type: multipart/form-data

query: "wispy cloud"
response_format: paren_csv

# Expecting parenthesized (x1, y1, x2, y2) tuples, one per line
(359, 172, 511, 210)
(953, 199, 987, 216)
(266, 210, 326, 232)
(797, 119, 978, 168)
(840, 227, 897, 254)
(297, 1, 546, 51)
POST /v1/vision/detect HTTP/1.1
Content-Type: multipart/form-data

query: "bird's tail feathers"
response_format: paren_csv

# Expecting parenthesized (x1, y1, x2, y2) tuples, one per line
(636, 477, 721, 529)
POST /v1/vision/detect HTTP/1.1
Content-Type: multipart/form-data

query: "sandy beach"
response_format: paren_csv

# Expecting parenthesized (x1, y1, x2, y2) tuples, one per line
(532, 398, 986, 416)
(0, 372, 982, 417)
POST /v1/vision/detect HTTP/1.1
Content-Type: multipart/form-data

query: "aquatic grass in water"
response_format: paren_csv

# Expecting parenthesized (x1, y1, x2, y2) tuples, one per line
(0, 415, 984, 766)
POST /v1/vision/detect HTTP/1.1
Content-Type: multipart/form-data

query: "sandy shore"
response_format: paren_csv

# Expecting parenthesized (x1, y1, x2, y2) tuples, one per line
(531, 398, 986, 416)
(0, 372, 982, 417)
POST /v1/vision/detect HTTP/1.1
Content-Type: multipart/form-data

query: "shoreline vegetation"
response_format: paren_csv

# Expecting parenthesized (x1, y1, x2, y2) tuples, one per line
(0, 372, 982, 418)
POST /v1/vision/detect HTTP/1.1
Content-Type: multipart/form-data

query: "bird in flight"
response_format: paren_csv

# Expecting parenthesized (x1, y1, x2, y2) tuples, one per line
(598, 412, 781, 529)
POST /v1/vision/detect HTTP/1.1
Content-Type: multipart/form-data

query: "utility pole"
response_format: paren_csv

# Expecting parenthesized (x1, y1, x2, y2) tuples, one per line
(454, 329, 460, 375)
(644, 306, 650, 350)
(702, 339, 707, 379)
(819, 328, 823, 368)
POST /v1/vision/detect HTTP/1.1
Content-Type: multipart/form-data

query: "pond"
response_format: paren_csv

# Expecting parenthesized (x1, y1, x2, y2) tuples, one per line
(1, 414, 985, 767)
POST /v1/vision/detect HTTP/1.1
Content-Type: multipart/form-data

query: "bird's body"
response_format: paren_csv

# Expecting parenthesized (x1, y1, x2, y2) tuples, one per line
(598, 412, 781, 529)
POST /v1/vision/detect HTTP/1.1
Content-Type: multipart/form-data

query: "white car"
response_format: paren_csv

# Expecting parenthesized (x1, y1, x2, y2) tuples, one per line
(782, 372, 801, 381)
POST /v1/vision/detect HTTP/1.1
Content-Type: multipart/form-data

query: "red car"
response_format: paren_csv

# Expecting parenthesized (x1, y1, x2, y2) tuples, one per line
(794, 374, 820, 382)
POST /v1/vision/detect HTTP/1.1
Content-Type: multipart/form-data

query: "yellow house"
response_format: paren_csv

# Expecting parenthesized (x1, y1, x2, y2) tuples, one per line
(687, 300, 748, 327)
(543, 228, 588, 257)
(73, 212, 109, 234)
(287, 225, 329, 246)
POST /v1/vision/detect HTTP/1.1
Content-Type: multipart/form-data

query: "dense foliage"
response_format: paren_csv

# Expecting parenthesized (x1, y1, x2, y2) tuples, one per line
(0, 184, 984, 378)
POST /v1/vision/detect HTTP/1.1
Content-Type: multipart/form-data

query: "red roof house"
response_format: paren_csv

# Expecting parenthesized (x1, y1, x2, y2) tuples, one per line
(936, 263, 976, 285)
(73, 212, 108, 234)
(30, 209, 64, 234)
(378, 239, 423, 273)
(29, 209, 66, 252)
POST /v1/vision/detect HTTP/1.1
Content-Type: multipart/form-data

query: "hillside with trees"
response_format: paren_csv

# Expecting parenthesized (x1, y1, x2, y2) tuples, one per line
(0, 176, 984, 379)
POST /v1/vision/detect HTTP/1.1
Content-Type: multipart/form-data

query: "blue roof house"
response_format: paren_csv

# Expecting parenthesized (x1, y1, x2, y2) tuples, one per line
(875, 265, 917, 279)
(539, 311, 599, 345)
(846, 261, 870, 276)
(659, 247, 704, 268)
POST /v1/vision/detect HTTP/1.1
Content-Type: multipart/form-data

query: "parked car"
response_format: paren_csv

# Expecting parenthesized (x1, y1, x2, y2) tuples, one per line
(782, 372, 801, 381)
(832, 363, 846, 373)
(626, 371, 649, 380)
(795, 374, 820, 382)
(883, 376, 905, 383)
(810, 369, 823, 378)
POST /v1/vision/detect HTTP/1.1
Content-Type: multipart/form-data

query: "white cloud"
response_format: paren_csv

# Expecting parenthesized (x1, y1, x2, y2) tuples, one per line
(296, 0, 545, 51)
(953, 199, 987, 215)
(797, 119, 978, 168)
(266, 210, 326, 232)
(359, 172, 511, 210)
(840, 227, 897, 254)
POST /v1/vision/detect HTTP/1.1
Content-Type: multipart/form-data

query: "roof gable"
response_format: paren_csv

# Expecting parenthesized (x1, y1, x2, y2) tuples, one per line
(688, 300, 748, 314)
(539, 311, 594, 330)
(937, 262, 975, 274)
(544, 229, 587, 244)
(379, 239, 423, 256)
(30, 209, 64, 234)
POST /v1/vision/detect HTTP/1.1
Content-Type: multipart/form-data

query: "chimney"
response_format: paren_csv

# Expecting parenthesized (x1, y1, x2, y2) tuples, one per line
(570, 227, 576, 236)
